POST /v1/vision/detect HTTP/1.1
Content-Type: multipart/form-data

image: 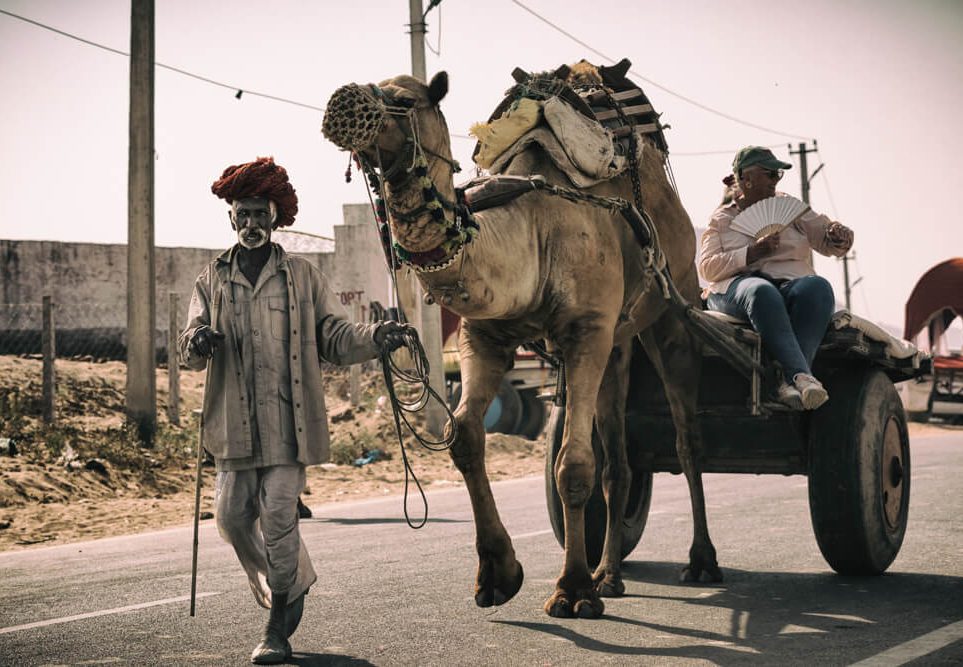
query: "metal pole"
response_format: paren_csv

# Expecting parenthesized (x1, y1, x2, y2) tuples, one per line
(407, 0, 446, 435)
(126, 0, 157, 445)
(42, 295, 56, 425)
(167, 293, 180, 426)
(190, 408, 203, 617)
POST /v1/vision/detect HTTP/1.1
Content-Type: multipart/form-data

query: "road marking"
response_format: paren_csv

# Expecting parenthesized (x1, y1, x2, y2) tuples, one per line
(849, 619, 963, 666)
(0, 593, 220, 635)
(513, 529, 553, 540)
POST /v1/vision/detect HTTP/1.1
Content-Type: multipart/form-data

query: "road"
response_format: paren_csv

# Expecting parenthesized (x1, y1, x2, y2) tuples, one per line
(1, 433, 961, 666)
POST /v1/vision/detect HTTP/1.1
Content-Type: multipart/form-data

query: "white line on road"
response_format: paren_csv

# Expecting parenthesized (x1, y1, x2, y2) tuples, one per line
(0, 592, 221, 635)
(512, 529, 553, 540)
(849, 619, 963, 666)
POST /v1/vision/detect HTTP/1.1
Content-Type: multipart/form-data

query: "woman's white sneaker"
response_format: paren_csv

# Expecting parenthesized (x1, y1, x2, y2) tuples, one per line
(776, 381, 804, 410)
(793, 373, 828, 410)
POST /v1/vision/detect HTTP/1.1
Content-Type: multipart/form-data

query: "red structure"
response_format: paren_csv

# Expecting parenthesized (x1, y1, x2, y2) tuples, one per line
(903, 257, 963, 346)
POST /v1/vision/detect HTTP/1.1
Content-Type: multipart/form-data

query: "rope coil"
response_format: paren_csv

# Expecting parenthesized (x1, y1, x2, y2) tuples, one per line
(378, 327, 457, 529)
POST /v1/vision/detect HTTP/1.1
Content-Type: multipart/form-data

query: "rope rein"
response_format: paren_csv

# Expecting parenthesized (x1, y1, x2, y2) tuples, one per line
(326, 87, 461, 528)
(378, 327, 457, 529)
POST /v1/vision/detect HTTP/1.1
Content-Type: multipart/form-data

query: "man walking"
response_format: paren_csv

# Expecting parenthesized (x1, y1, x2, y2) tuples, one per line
(179, 156, 406, 663)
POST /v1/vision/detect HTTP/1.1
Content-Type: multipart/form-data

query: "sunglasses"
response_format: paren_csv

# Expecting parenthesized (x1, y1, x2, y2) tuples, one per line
(763, 169, 784, 180)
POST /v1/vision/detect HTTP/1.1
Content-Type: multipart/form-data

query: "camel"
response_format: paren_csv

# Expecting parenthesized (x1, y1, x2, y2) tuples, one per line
(322, 61, 721, 619)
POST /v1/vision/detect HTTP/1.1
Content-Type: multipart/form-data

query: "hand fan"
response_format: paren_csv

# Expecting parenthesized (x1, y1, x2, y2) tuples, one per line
(730, 195, 810, 239)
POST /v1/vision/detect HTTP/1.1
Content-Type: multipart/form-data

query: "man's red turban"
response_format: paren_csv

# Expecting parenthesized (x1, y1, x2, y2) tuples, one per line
(210, 156, 298, 228)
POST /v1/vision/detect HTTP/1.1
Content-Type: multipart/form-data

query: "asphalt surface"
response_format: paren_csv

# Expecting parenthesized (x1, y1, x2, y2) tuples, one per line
(1, 433, 961, 666)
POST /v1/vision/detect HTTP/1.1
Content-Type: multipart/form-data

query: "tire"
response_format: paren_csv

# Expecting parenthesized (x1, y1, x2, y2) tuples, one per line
(544, 402, 652, 567)
(449, 380, 523, 435)
(808, 368, 910, 575)
(516, 389, 547, 440)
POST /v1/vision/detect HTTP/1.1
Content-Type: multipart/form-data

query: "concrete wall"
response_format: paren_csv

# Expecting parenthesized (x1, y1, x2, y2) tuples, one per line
(0, 202, 387, 358)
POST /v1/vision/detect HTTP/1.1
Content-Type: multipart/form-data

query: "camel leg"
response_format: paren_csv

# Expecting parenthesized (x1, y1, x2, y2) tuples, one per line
(448, 323, 524, 607)
(640, 315, 722, 583)
(591, 342, 632, 597)
(544, 324, 613, 619)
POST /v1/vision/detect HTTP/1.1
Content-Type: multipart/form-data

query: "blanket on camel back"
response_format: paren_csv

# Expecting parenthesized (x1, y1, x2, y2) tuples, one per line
(469, 58, 669, 189)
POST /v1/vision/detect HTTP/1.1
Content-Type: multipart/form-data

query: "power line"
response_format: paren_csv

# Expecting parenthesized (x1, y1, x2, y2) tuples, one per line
(508, 0, 811, 141)
(673, 143, 784, 157)
(0, 8, 324, 112)
(812, 148, 840, 219)
(2, 7, 806, 152)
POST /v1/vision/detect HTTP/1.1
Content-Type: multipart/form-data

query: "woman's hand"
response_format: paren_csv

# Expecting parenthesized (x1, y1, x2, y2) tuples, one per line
(746, 232, 780, 264)
(826, 222, 854, 248)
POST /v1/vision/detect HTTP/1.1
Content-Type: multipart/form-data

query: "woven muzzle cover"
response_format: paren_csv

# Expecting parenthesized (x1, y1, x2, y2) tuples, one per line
(322, 83, 388, 152)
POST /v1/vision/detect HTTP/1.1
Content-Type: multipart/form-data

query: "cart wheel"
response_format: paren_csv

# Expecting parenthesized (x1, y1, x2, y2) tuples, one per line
(544, 402, 652, 567)
(449, 380, 523, 435)
(808, 368, 910, 575)
(516, 389, 547, 440)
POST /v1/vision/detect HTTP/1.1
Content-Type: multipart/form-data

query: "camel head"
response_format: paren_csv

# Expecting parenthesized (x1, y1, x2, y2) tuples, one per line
(322, 72, 462, 261)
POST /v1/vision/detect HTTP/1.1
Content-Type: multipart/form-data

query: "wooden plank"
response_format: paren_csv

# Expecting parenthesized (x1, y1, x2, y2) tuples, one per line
(42, 295, 55, 425)
(583, 88, 644, 104)
(613, 123, 660, 138)
(594, 104, 654, 121)
(167, 292, 180, 426)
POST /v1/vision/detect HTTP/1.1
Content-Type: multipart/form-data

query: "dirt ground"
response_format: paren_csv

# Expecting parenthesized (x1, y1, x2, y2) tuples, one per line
(0, 356, 957, 552)
(0, 357, 544, 552)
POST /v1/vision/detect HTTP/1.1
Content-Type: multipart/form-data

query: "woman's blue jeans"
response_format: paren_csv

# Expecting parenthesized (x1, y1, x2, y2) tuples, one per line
(706, 274, 836, 380)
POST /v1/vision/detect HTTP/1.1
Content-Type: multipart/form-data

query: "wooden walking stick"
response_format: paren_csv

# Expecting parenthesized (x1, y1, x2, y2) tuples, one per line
(190, 270, 222, 617)
(190, 408, 204, 617)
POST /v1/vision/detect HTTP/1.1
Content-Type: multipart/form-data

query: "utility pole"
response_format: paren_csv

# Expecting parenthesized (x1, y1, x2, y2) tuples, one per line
(406, 0, 446, 435)
(127, 0, 157, 445)
(790, 140, 853, 311)
(789, 141, 817, 206)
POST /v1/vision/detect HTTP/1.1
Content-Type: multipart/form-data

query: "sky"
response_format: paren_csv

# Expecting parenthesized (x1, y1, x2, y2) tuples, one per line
(1, 0, 961, 336)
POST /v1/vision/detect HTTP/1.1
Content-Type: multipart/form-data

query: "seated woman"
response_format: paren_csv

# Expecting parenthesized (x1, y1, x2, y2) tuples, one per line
(698, 146, 854, 410)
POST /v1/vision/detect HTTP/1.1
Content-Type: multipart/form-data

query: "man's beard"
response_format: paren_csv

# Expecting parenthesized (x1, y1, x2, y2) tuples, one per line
(238, 227, 269, 249)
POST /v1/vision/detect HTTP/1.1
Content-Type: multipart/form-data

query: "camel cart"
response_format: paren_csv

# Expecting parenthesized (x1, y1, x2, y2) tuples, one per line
(546, 308, 928, 575)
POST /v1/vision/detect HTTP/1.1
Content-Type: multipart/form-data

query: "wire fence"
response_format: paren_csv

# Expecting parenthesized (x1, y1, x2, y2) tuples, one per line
(0, 297, 190, 362)
(0, 296, 393, 361)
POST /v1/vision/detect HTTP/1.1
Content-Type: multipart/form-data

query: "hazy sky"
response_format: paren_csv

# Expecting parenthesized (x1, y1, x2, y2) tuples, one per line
(1, 0, 961, 333)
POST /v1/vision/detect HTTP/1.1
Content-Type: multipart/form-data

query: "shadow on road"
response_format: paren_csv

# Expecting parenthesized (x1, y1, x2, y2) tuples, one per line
(493, 561, 963, 664)
(290, 652, 376, 666)
(307, 516, 467, 526)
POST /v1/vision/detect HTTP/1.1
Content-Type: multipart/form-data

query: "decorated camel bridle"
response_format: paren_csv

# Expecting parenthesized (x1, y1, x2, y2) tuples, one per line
(322, 83, 479, 274)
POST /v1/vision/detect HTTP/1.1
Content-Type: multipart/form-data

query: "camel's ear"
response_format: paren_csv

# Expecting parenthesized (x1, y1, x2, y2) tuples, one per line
(427, 71, 448, 106)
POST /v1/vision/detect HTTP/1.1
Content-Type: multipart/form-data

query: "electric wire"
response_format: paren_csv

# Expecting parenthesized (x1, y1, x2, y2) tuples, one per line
(424, 2, 442, 55)
(4, 5, 810, 141)
(813, 148, 841, 219)
(672, 144, 785, 157)
(0, 8, 325, 112)
(508, 0, 810, 141)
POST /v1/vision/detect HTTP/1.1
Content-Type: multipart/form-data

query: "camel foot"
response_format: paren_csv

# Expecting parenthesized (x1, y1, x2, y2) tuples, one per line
(543, 586, 604, 619)
(592, 568, 625, 598)
(679, 563, 723, 584)
(474, 559, 524, 607)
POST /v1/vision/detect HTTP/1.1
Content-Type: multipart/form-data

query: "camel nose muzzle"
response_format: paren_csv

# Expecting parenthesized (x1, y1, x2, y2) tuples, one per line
(322, 83, 388, 153)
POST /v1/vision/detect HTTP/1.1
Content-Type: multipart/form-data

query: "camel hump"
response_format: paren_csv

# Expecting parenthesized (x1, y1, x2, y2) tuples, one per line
(469, 58, 669, 185)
